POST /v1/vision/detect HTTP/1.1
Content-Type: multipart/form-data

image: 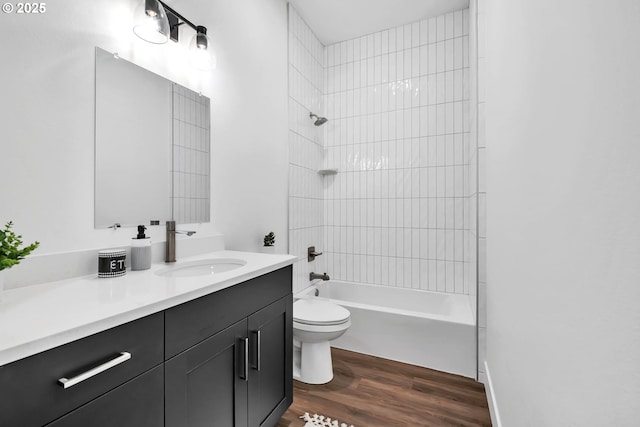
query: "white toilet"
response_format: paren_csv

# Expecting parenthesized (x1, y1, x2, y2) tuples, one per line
(293, 298, 351, 384)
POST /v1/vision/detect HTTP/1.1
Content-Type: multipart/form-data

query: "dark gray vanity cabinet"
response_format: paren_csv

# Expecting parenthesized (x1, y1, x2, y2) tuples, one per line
(0, 265, 292, 427)
(165, 266, 293, 427)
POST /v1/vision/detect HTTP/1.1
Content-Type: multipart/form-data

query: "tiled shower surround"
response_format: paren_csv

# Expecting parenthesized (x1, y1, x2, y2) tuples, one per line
(288, 6, 326, 293)
(323, 11, 472, 293)
(288, 6, 477, 300)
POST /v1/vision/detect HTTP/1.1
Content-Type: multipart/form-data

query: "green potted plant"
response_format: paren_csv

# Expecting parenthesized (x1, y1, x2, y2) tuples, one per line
(262, 231, 275, 254)
(0, 221, 40, 298)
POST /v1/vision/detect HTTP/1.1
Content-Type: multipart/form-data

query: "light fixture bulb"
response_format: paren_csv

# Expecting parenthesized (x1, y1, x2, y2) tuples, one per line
(133, 0, 170, 44)
(195, 26, 208, 49)
(189, 27, 216, 70)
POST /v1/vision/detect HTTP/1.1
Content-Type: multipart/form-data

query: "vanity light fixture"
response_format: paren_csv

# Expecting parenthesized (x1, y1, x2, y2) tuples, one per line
(133, 0, 216, 70)
(132, 0, 170, 44)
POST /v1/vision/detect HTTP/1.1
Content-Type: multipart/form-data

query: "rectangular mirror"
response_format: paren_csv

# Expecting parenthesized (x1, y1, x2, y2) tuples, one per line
(95, 47, 210, 228)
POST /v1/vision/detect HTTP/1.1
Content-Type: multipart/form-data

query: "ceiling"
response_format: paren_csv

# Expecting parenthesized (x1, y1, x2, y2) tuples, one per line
(288, 0, 470, 45)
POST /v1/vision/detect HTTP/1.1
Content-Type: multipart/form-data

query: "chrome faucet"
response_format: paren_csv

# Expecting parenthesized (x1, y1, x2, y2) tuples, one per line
(165, 220, 196, 262)
(309, 272, 330, 281)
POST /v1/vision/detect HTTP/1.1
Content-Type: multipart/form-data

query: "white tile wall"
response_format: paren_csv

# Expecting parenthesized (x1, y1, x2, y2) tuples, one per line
(323, 10, 472, 294)
(288, 6, 326, 293)
(475, 0, 488, 381)
(172, 84, 210, 224)
(469, 0, 487, 381)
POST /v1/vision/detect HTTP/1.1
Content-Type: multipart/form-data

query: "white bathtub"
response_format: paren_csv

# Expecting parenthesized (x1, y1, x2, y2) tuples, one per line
(295, 280, 476, 378)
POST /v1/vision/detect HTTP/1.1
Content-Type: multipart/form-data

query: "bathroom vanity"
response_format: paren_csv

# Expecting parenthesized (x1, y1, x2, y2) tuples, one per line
(0, 251, 294, 427)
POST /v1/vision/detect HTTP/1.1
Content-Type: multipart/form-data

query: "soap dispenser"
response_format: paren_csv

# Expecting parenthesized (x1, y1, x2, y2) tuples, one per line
(131, 225, 151, 271)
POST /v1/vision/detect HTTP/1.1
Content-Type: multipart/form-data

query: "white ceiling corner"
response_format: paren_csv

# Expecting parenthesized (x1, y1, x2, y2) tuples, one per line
(288, 0, 470, 45)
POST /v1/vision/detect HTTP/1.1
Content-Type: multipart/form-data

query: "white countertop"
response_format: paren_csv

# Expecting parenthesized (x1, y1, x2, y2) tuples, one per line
(0, 250, 296, 366)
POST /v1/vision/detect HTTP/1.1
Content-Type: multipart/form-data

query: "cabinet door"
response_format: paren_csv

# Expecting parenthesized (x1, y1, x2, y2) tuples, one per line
(165, 319, 249, 427)
(46, 365, 164, 427)
(248, 294, 293, 427)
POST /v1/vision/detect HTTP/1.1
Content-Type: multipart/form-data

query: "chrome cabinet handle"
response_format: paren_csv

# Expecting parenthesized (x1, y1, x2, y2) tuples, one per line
(251, 330, 261, 371)
(256, 330, 261, 372)
(242, 337, 249, 381)
(58, 352, 131, 389)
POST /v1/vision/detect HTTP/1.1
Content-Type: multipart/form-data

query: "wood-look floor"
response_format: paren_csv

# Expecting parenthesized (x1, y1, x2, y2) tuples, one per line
(277, 348, 492, 427)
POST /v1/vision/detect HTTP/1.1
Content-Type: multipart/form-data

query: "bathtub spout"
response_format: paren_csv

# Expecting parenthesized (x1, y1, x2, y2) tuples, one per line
(310, 272, 330, 281)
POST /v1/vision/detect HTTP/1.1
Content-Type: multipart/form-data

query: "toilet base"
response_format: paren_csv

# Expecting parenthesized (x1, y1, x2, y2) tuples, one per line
(295, 341, 334, 384)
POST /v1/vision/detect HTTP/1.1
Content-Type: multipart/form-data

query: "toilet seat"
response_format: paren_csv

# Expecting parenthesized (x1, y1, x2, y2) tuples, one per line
(293, 299, 350, 326)
(293, 319, 351, 334)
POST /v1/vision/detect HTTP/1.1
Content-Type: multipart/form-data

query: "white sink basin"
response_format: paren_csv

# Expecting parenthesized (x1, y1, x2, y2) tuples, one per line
(155, 258, 247, 278)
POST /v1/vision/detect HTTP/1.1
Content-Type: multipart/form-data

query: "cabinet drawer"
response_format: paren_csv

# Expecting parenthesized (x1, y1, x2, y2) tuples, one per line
(46, 365, 164, 427)
(165, 266, 292, 359)
(0, 312, 164, 427)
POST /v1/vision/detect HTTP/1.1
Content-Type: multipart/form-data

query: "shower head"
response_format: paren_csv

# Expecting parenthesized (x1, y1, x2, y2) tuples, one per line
(309, 112, 328, 126)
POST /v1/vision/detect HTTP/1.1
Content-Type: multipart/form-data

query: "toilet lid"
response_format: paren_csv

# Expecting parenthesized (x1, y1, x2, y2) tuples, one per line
(293, 299, 350, 326)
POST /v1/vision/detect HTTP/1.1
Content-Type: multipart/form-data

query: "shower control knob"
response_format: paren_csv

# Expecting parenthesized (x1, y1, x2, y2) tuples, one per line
(308, 246, 323, 262)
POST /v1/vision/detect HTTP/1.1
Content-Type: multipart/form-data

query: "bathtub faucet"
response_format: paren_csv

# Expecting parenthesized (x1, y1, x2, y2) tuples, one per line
(309, 272, 330, 281)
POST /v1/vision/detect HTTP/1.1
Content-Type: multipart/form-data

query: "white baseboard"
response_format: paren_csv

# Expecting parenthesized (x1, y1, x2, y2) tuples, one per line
(484, 361, 502, 427)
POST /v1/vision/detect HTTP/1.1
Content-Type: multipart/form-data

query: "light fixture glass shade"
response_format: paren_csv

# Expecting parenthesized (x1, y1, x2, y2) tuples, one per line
(189, 28, 216, 70)
(133, 0, 170, 44)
